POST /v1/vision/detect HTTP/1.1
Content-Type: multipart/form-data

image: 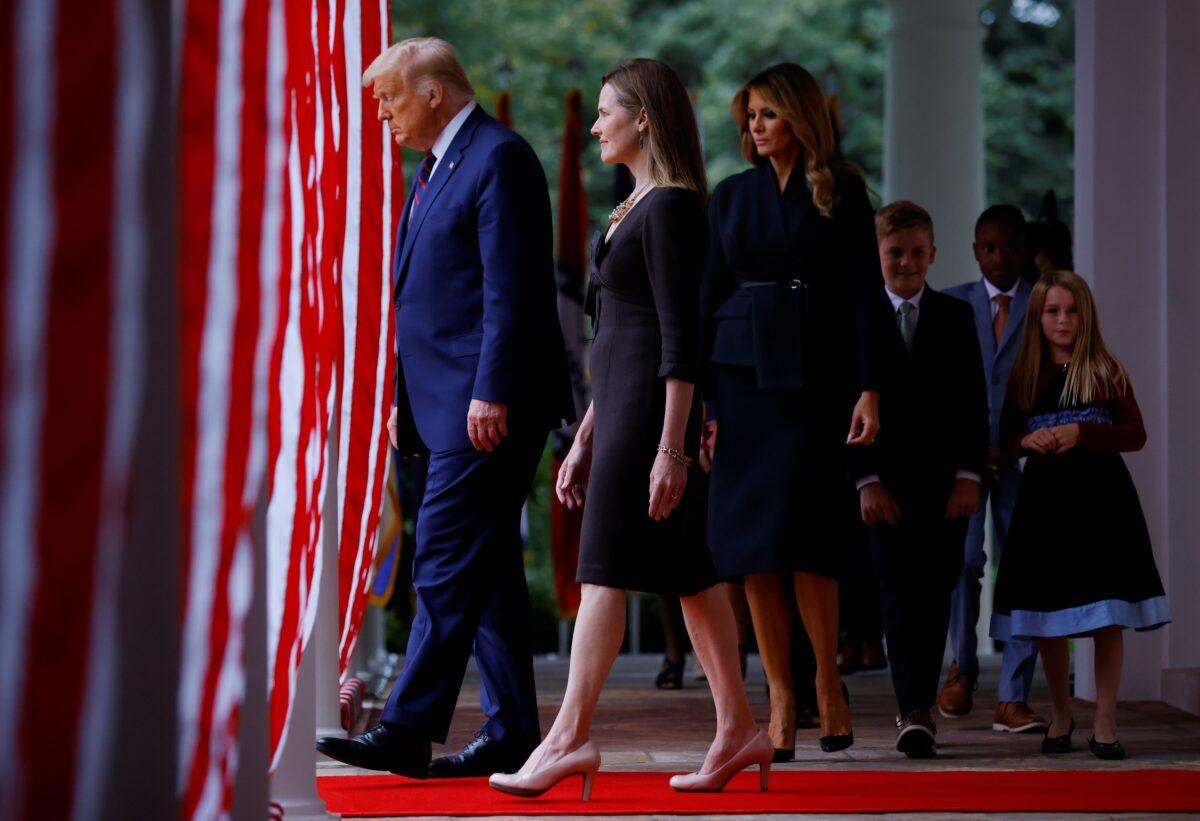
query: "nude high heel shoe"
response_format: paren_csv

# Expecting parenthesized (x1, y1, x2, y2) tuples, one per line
(488, 740, 601, 802)
(668, 729, 773, 793)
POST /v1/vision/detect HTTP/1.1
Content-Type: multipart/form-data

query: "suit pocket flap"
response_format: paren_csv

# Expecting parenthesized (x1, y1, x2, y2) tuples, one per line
(450, 331, 484, 357)
(712, 295, 751, 319)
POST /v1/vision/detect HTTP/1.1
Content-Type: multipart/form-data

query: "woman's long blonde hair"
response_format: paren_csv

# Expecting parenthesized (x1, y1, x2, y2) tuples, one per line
(602, 59, 708, 199)
(1009, 270, 1130, 412)
(732, 62, 858, 217)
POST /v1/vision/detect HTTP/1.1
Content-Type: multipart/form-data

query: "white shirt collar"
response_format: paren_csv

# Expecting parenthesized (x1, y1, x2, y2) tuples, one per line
(885, 283, 926, 312)
(429, 100, 477, 169)
(983, 276, 1020, 302)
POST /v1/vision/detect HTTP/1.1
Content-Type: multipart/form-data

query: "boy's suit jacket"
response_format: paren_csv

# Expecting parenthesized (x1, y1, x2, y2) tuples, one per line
(391, 106, 574, 453)
(944, 277, 1032, 446)
(850, 286, 990, 511)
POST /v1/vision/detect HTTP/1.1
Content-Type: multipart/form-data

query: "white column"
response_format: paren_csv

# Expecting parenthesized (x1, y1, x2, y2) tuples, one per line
(269, 429, 342, 818)
(1074, 0, 1200, 711)
(883, 0, 984, 289)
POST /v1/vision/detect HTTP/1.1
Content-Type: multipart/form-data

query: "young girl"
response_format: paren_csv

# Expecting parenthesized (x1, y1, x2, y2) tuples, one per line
(990, 270, 1169, 760)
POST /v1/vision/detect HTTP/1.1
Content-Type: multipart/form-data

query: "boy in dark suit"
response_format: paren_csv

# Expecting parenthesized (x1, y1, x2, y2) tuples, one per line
(852, 201, 989, 757)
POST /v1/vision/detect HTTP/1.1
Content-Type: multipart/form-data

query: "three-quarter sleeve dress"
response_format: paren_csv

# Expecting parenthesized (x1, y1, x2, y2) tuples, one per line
(577, 186, 718, 595)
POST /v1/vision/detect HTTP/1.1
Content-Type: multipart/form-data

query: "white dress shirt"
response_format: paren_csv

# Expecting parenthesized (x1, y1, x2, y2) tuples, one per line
(856, 283, 981, 491)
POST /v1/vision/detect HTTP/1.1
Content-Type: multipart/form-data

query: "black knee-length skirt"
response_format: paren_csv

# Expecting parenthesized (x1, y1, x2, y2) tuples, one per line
(707, 365, 852, 579)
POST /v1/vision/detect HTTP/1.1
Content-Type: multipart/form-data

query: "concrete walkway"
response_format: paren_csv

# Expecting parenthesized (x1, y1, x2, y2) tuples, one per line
(318, 652, 1200, 819)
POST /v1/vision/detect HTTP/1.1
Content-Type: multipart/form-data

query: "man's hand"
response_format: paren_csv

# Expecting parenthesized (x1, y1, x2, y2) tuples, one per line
(387, 405, 399, 450)
(860, 481, 900, 526)
(986, 446, 1004, 477)
(847, 390, 880, 446)
(945, 477, 981, 519)
(468, 399, 509, 452)
(699, 420, 717, 473)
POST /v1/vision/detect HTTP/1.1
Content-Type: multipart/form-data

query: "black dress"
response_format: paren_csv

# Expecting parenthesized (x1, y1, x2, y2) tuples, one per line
(990, 366, 1169, 640)
(701, 162, 890, 579)
(577, 186, 717, 596)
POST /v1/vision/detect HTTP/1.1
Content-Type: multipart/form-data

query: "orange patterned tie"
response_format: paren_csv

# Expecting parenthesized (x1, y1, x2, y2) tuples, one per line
(993, 294, 1012, 344)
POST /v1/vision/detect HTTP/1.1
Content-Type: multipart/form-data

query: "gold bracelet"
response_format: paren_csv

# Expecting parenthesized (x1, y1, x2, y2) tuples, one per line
(656, 444, 693, 468)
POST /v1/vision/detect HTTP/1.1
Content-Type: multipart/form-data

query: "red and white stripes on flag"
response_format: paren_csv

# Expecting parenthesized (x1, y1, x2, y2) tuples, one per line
(264, 0, 400, 773)
(176, 0, 283, 815)
(335, 0, 399, 683)
(1, 1, 152, 818)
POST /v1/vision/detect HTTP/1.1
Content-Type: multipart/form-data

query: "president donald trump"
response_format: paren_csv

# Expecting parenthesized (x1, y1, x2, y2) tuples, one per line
(317, 37, 572, 779)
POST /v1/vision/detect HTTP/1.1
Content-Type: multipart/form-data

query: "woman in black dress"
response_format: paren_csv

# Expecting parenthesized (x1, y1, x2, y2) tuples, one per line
(492, 60, 768, 800)
(700, 63, 890, 758)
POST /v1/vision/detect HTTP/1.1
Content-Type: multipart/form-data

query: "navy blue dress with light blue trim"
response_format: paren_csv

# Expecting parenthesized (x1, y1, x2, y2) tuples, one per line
(990, 364, 1169, 640)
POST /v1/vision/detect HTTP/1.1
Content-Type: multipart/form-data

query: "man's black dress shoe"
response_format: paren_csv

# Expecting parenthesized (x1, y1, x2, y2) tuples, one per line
(428, 730, 537, 778)
(315, 724, 431, 778)
(1089, 736, 1126, 760)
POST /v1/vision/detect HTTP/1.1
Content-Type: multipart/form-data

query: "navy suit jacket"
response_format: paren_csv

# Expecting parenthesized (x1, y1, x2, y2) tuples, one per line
(944, 277, 1032, 446)
(392, 105, 573, 453)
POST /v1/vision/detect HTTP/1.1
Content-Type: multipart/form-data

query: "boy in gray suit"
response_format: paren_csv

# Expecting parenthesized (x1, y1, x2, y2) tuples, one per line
(941, 205, 1046, 734)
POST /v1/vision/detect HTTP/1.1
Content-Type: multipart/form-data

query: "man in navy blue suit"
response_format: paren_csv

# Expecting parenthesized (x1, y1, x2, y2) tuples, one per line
(317, 37, 573, 779)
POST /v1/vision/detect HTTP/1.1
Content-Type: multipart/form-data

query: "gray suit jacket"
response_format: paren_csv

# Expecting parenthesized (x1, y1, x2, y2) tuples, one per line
(945, 277, 1032, 445)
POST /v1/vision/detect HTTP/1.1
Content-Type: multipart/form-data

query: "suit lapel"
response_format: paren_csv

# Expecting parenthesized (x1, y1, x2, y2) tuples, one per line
(996, 277, 1031, 357)
(392, 181, 419, 292)
(394, 105, 486, 287)
(755, 162, 794, 272)
(967, 280, 997, 360)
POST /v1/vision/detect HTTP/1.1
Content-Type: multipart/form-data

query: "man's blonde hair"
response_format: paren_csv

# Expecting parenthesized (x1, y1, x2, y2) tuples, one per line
(362, 37, 475, 100)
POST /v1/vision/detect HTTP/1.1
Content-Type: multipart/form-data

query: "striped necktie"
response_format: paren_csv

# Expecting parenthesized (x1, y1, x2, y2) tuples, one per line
(408, 150, 436, 227)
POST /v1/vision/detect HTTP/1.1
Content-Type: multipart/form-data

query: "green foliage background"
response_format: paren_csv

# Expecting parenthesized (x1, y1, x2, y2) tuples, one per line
(383, 0, 1074, 653)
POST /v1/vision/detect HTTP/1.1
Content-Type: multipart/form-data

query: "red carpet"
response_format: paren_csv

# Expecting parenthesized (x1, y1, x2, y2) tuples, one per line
(317, 768, 1200, 816)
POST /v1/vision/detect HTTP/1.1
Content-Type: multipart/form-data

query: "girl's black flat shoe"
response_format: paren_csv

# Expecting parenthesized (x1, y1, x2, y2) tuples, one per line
(1089, 736, 1126, 760)
(771, 747, 795, 763)
(654, 657, 685, 690)
(1041, 718, 1075, 754)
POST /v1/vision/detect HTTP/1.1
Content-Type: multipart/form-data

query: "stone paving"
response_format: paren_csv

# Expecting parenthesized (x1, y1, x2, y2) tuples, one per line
(318, 652, 1200, 819)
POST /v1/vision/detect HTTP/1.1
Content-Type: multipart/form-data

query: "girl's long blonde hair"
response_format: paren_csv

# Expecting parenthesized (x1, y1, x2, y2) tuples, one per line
(1009, 270, 1130, 412)
(731, 62, 859, 218)
(602, 59, 708, 200)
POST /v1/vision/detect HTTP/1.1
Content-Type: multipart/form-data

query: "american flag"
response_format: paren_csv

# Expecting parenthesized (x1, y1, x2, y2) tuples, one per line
(0, 1, 154, 818)
(1, 0, 401, 816)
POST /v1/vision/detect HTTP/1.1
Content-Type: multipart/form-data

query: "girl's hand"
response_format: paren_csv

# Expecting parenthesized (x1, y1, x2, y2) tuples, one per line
(847, 391, 880, 446)
(699, 420, 718, 473)
(649, 451, 688, 520)
(1051, 423, 1081, 453)
(945, 477, 982, 519)
(1021, 428, 1057, 453)
(555, 438, 593, 510)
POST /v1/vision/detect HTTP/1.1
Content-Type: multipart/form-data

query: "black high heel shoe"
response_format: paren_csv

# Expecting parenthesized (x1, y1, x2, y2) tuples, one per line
(654, 657, 685, 690)
(1089, 736, 1126, 760)
(819, 683, 854, 753)
(1041, 718, 1075, 754)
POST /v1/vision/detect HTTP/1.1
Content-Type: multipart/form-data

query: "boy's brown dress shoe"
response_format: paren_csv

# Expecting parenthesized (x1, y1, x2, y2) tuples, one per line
(993, 701, 1048, 733)
(936, 660, 976, 718)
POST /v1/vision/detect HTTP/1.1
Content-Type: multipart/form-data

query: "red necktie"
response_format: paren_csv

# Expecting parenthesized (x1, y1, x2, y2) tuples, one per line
(993, 294, 1012, 344)
(408, 151, 436, 227)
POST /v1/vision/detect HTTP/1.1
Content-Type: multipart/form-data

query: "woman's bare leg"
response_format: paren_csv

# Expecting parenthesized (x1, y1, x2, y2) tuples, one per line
(744, 572, 795, 751)
(793, 571, 851, 737)
(516, 584, 625, 773)
(680, 585, 760, 773)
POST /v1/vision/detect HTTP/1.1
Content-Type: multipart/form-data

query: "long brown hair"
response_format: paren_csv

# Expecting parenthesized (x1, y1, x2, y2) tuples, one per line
(732, 63, 858, 217)
(1009, 270, 1130, 412)
(601, 59, 708, 199)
